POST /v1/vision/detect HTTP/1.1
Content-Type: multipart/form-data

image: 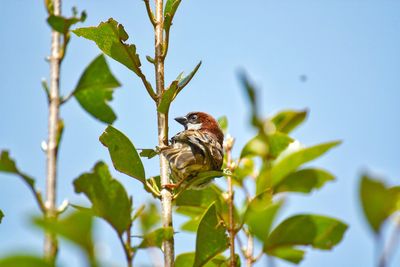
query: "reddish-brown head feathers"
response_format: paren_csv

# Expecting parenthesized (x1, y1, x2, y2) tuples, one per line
(192, 112, 224, 146)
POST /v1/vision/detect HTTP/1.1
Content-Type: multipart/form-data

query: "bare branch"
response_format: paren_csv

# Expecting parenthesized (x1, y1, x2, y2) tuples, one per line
(154, 0, 175, 265)
(118, 230, 134, 267)
(44, 0, 61, 261)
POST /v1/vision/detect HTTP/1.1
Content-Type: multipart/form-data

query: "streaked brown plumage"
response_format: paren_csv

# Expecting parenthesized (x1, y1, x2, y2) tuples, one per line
(161, 112, 224, 189)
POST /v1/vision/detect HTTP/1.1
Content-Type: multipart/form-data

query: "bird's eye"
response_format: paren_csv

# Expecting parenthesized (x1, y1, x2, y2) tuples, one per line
(190, 114, 198, 121)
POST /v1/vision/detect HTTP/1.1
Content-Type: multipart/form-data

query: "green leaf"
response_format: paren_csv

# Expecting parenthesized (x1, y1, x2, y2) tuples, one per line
(266, 246, 305, 264)
(73, 162, 132, 236)
(0, 209, 4, 223)
(99, 126, 146, 182)
(271, 141, 341, 186)
(73, 18, 144, 76)
(217, 116, 228, 134)
(194, 203, 229, 267)
(271, 109, 308, 134)
(139, 149, 158, 159)
(175, 186, 230, 233)
(0, 151, 35, 188)
(234, 158, 255, 185)
(158, 62, 202, 114)
(360, 175, 400, 234)
(146, 55, 155, 64)
(181, 217, 202, 232)
(176, 253, 232, 267)
(47, 10, 86, 34)
(274, 168, 335, 194)
(44, 0, 54, 14)
(138, 227, 174, 249)
(146, 175, 162, 196)
(139, 202, 160, 233)
(240, 133, 293, 160)
(70, 204, 93, 213)
(56, 119, 64, 149)
(185, 170, 225, 190)
(255, 163, 272, 194)
(240, 134, 268, 159)
(176, 253, 196, 267)
(158, 80, 179, 114)
(0, 255, 53, 267)
(177, 61, 202, 92)
(74, 54, 120, 92)
(176, 206, 205, 232)
(176, 187, 221, 232)
(164, 0, 182, 33)
(73, 54, 121, 124)
(265, 214, 348, 263)
(34, 211, 95, 258)
(268, 132, 294, 159)
(244, 194, 282, 242)
(176, 186, 219, 208)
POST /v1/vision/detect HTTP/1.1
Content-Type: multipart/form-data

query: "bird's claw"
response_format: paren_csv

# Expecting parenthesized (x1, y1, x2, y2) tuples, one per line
(162, 183, 177, 190)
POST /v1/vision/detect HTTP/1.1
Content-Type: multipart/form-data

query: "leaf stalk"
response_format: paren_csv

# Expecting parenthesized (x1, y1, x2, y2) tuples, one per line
(144, 0, 156, 27)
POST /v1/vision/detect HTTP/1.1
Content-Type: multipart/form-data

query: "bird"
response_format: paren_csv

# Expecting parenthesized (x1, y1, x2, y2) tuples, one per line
(161, 112, 224, 190)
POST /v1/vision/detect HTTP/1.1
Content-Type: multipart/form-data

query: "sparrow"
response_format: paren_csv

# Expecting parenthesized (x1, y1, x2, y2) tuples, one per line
(161, 112, 224, 190)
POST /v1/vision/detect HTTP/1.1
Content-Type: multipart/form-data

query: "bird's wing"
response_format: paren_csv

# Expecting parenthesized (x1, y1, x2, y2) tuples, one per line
(162, 141, 199, 170)
(176, 130, 224, 170)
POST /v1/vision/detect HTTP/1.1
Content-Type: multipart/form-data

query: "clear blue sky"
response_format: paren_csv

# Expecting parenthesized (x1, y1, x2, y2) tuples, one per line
(1, 0, 400, 266)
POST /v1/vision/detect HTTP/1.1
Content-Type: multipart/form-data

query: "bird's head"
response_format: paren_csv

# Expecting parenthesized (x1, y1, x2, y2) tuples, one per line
(175, 112, 224, 145)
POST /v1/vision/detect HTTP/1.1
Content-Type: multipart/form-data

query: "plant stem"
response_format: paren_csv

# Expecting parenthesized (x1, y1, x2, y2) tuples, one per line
(244, 228, 254, 267)
(225, 138, 236, 267)
(154, 0, 175, 266)
(228, 177, 236, 266)
(44, 0, 61, 262)
(119, 225, 134, 267)
(378, 217, 400, 267)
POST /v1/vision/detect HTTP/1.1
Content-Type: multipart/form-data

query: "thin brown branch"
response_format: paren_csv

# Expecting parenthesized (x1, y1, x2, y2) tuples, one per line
(118, 232, 133, 267)
(225, 137, 236, 267)
(44, 0, 61, 262)
(127, 223, 134, 267)
(144, 0, 156, 27)
(154, 0, 175, 266)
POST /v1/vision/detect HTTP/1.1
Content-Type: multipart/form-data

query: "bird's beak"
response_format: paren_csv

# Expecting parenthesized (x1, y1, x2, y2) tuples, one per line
(175, 116, 188, 126)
